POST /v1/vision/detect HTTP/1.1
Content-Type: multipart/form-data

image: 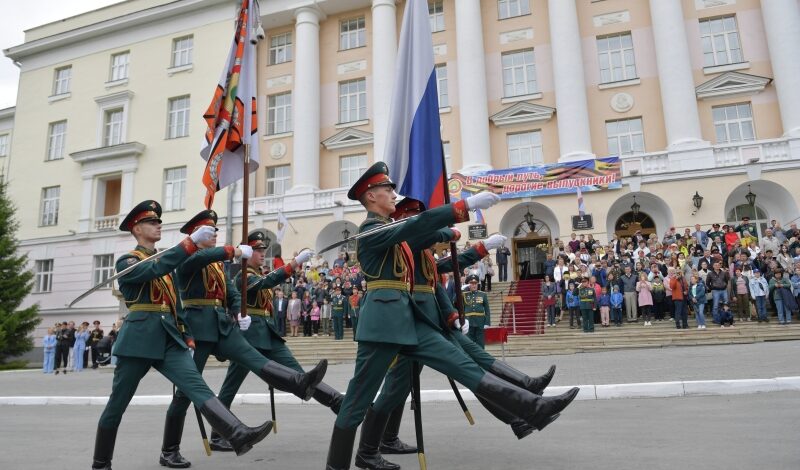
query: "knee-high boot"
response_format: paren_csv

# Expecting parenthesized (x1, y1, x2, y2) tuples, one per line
(326, 425, 358, 470)
(256, 360, 327, 400)
(477, 397, 535, 440)
(379, 405, 417, 454)
(91, 426, 118, 470)
(313, 381, 344, 414)
(475, 373, 579, 431)
(488, 362, 556, 396)
(354, 407, 399, 470)
(159, 414, 191, 468)
(199, 397, 272, 456)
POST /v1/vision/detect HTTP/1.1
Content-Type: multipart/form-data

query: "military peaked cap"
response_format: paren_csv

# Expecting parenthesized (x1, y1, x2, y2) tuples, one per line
(119, 200, 162, 232)
(180, 209, 219, 234)
(347, 161, 396, 201)
(390, 197, 425, 220)
(247, 229, 270, 249)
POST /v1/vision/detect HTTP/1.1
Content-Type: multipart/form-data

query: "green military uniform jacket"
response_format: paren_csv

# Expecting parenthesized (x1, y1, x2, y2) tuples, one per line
(579, 286, 596, 309)
(114, 240, 198, 360)
(434, 242, 489, 325)
(175, 246, 240, 343)
(463, 289, 490, 328)
(232, 264, 293, 351)
(355, 202, 469, 345)
(408, 228, 464, 332)
(330, 294, 351, 316)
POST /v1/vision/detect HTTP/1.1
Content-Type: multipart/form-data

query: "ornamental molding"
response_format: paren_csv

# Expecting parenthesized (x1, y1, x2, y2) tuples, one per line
(489, 102, 555, 128)
(695, 71, 771, 100)
(322, 128, 374, 150)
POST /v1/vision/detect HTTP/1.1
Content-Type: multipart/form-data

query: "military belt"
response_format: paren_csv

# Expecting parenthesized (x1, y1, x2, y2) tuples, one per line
(128, 303, 172, 313)
(465, 312, 486, 317)
(248, 310, 270, 317)
(412, 285, 435, 294)
(182, 298, 224, 308)
(367, 280, 410, 292)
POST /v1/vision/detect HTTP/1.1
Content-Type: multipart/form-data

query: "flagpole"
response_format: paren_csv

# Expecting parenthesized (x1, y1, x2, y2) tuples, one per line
(241, 143, 250, 318)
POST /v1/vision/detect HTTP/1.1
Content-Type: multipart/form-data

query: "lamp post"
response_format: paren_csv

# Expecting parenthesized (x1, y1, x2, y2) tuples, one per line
(341, 225, 351, 253)
(745, 185, 756, 206)
(692, 191, 703, 211)
(630, 195, 640, 222)
(523, 207, 536, 232)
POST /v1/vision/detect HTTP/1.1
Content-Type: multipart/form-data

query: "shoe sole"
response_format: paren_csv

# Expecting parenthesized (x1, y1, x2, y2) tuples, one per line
(379, 445, 418, 455)
(233, 421, 274, 456)
(158, 457, 191, 468)
(530, 388, 579, 430)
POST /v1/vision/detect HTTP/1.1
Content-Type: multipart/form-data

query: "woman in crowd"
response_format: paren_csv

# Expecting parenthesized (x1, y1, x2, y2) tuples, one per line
(72, 322, 89, 371)
(42, 328, 57, 374)
(731, 267, 751, 322)
(777, 245, 794, 272)
(689, 274, 707, 329)
(724, 225, 740, 252)
(311, 300, 321, 337)
(542, 275, 557, 327)
(287, 290, 302, 337)
(321, 297, 332, 336)
(636, 273, 654, 326)
(769, 270, 796, 325)
(651, 275, 666, 321)
(301, 291, 313, 337)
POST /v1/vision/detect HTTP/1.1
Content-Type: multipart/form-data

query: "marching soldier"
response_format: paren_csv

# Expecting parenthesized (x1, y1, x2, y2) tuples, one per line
(210, 229, 344, 452)
(158, 211, 328, 468)
(326, 163, 579, 470)
(331, 286, 350, 340)
(91, 201, 272, 470)
(463, 274, 491, 348)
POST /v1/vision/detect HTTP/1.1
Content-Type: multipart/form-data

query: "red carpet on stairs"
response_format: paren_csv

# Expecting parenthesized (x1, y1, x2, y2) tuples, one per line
(500, 280, 544, 335)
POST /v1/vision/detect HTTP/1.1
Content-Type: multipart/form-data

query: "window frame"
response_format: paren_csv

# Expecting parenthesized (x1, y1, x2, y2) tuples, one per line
(435, 64, 449, 108)
(171, 35, 194, 68)
(506, 130, 543, 168)
(700, 15, 744, 68)
(52, 66, 72, 96)
(103, 108, 124, 147)
(606, 117, 645, 157)
(34, 259, 54, 293)
(597, 32, 637, 84)
(109, 51, 130, 82)
(339, 17, 366, 50)
(167, 95, 191, 139)
(429, 1, 445, 33)
(269, 32, 293, 65)
(163, 166, 187, 212)
(267, 92, 293, 135)
(40, 186, 60, 227)
(266, 165, 292, 196)
(338, 78, 367, 124)
(0, 133, 10, 157)
(339, 154, 369, 188)
(501, 48, 539, 98)
(46, 121, 67, 161)
(498, 0, 531, 20)
(712, 102, 755, 144)
(93, 254, 115, 288)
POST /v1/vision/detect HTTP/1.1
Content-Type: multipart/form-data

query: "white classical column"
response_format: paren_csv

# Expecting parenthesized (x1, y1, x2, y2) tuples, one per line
(547, 0, 594, 162)
(760, 0, 800, 137)
(648, 0, 706, 149)
(289, 7, 321, 194)
(77, 176, 93, 233)
(120, 170, 135, 215)
(455, 0, 492, 173)
(371, 0, 398, 161)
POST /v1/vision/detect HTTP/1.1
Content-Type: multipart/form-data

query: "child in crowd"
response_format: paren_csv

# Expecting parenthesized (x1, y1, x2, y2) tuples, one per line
(598, 286, 611, 327)
(566, 282, 581, 329)
(610, 285, 624, 327)
(311, 300, 321, 336)
(749, 269, 769, 322)
(719, 302, 735, 327)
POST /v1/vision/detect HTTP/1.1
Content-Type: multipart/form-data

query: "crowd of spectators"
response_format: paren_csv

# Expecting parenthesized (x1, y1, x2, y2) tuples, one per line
(42, 320, 118, 374)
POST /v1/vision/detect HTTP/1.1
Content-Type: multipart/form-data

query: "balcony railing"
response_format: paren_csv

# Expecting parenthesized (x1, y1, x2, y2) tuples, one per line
(95, 215, 119, 231)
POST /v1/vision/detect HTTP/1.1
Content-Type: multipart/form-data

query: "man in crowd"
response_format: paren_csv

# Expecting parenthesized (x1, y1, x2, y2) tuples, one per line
(89, 320, 104, 369)
(620, 265, 638, 322)
(760, 228, 780, 257)
(706, 261, 730, 324)
(692, 224, 709, 248)
(273, 289, 288, 337)
(496, 244, 511, 282)
(55, 321, 75, 375)
(735, 217, 758, 239)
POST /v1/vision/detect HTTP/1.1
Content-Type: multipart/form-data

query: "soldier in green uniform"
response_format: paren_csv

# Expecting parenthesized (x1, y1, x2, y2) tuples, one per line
(91, 201, 272, 470)
(209, 229, 344, 451)
(158, 211, 329, 468)
(326, 163, 579, 470)
(578, 277, 597, 333)
(331, 286, 350, 340)
(359, 201, 558, 469)
(463, 274, 491, 348)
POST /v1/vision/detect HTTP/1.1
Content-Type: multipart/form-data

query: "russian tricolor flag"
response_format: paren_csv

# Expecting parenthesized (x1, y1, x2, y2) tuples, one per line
(384, 0, 446, 209)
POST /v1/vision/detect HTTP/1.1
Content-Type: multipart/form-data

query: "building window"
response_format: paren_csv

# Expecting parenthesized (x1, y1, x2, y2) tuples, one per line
(109, 52, 130, 81)
(164, 167, 187, 211)
(269, 32, 292, 64)
(429, 1, 445, 32)
(47, 121, 67, 161)
(713, 103, 754, 143)
(267, 92, 292, 135)
(339, 79, 367, 123)
(597, 33, 637, 84)
(606, 117, 644, 156)
(172, 35, 193, 67)
(0, 134, 9, 157)
(340, 154, 369, 188)
(443, 141, 452, 175)
(167, 96, 191, 139)
(34, 259, 54, 293)
(498, 0, 530, 20)
(435, 64, 449, 107)
(40, 186, 60, 226)
(507, 131, 543, 168)
(340, 17, 366, 50)
(103, 109, 124, 146)
(52, 66, 71, 95)
(700, 16, 743, 67)
(266, 165, 291, 196)
(502, 49, 538, 97)
(93, 254, 115, 288)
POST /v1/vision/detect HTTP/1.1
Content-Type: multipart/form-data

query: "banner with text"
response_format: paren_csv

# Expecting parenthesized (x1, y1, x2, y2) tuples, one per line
(448, 157, 621, 200)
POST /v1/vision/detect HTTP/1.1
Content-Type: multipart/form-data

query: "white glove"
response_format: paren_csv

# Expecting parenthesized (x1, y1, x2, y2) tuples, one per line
(483, 234, 508, 251)
(237, 244, 253, 259)
(465, 192, 501, 211)
(483, 324, 490, 329)
(454, 318, 470, 335)
(237, 313, 252, 331)
(294, 249, 314, 265)
(190, 225, 216, 245)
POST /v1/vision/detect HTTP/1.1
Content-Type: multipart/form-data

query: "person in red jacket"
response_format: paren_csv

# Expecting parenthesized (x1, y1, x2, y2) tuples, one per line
(670, 272, 690, 329)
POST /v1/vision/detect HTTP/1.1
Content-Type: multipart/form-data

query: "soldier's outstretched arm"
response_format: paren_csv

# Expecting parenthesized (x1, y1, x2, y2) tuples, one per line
(116, 238, 198, 285)
(437, 243, 490, 274)
(407, 227, 461, 252)
(246, 264, 295, 292)
(179, 246, 236, 273)
(362, 202, 471, 251)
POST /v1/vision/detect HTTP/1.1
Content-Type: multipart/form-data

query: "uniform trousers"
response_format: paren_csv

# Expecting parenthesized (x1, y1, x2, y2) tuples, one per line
(335, 320, 485, 430)
(166, 332, 270, 417)
(218, 341, 303, 408)
(98, 340, 215, 429)
(466, 319, 485, 349)
(333, 314, 344, 340)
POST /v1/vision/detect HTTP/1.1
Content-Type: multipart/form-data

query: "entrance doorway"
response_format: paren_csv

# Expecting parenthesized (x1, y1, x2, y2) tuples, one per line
(512, 218, 551, 280)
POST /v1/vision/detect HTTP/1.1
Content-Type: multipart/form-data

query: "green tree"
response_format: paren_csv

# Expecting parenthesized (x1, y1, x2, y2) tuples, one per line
(0, 179, 40, 364)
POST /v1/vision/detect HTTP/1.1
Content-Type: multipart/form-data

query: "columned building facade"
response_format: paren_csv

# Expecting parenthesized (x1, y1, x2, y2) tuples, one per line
(4, 0, 800, 343)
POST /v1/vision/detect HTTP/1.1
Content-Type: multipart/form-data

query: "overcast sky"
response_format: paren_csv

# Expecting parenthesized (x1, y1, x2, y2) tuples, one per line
(0, 0, 124, 110)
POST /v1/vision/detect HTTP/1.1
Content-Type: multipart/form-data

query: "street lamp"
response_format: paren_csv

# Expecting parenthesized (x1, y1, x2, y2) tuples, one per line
(745, 185, 756, 206)
(692, 191, 703, 210)
(630, 195, 640, 217)
(523, 207, 536, 232)
(342, 225, 351, 240)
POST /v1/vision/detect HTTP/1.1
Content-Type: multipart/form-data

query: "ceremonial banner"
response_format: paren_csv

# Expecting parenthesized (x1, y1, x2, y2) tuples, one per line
(384, 0, 446, 209)
(200, 0, 260, 209)
(448, 157, 621, 200)
(276, 211, 289, 243)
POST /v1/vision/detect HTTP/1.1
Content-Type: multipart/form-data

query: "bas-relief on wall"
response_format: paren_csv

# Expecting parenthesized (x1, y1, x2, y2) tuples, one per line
(695, 0, 737, 10)
(592, 11, 630, 28)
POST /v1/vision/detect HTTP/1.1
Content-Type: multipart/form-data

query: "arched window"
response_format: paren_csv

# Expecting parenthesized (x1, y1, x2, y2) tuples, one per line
(726, 204, 768, 238)
(615, 211, 655, 238)
(513, 219, 550, 238)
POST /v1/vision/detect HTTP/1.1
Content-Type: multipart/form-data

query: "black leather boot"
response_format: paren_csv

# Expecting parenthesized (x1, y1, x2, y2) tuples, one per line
(475, 373, 579, 431)
(159, 414, 191, 468)
(379, 405, 417, 454)
(208, 430, 233, 452)
(326, 425, 358, 470)
(92, 426, 118, 470)
(313, 381, 344, 414)
(489, 362, 556, 396)
(256, 359, 327, 400)
(199, 397, 272, 456)
(477, 397, 535, 440)
(354, 408, 400, 470)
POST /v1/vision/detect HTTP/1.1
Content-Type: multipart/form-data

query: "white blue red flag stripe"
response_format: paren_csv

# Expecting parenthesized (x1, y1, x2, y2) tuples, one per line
(384, 0, 446, 209)
(577, 187, 586, 217)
